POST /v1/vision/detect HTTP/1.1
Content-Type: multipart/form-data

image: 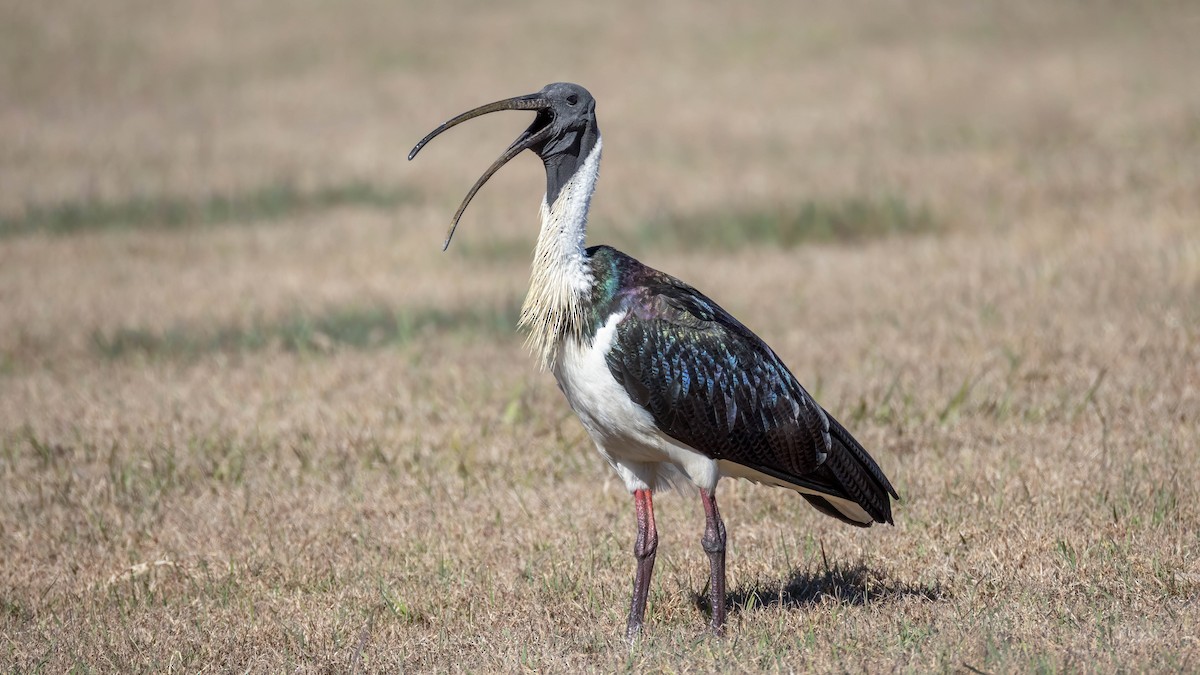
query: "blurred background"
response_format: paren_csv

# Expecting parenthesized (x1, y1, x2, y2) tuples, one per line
(2, 1, 1198, 356)
(2, 1, 1198, 670)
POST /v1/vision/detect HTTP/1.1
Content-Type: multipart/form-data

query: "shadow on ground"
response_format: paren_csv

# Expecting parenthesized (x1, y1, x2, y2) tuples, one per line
(694, 562, 944, 617)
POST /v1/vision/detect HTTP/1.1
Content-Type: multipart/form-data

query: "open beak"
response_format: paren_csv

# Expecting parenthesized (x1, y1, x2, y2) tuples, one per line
(409, 93, 554, 250)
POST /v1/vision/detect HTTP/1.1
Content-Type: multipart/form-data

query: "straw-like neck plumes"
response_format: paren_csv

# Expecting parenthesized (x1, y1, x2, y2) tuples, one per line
(519, 137, 603, 369)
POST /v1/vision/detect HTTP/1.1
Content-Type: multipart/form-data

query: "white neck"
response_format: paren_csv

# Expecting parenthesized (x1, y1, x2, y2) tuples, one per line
(519, 137, 603, 369)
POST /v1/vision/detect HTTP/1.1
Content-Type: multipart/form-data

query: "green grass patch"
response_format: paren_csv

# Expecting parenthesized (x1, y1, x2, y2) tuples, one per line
(92, 303, 518, 359)
(452, 196, 939, 262)
(0, 180, 415, 237)
(626, 195, 939, 251)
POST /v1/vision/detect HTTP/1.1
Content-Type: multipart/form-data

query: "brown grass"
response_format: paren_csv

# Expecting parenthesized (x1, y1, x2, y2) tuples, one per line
(2, 0, 1199, 671)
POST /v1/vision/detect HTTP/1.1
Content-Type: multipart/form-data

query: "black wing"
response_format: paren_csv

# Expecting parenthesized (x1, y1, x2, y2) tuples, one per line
(604, 273, 898, 524)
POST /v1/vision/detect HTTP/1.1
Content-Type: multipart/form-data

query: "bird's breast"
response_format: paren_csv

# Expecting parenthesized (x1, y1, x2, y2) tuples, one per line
(553, 310, 657, 445)
(553, 309, 721, 492)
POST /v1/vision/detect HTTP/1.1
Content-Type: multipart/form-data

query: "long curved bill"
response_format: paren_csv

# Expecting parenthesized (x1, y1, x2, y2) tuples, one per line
(408, 93, 552, 250)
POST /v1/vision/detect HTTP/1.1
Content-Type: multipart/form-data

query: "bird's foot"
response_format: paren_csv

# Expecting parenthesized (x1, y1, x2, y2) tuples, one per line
(624, 618, 643, 644)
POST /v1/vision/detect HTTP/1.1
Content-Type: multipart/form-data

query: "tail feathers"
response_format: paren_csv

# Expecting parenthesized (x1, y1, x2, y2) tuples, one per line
(801, 494, 874, 528)
(820, 411, 899, 525)
(721, 410, 898, 527)
(827, 412, 900, 501)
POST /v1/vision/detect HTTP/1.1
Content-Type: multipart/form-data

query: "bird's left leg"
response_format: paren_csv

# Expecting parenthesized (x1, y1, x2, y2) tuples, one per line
(700, 487, 727, 635)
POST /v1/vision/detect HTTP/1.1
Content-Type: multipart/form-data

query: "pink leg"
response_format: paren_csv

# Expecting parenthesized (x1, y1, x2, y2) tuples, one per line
(700, 487, 727, 635)
(625, 488, 658, 640)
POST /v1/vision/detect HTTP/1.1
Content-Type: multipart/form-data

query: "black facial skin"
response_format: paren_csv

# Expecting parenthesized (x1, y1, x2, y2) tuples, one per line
(524, 83, 601, 207)
(409, 82, 600, 249)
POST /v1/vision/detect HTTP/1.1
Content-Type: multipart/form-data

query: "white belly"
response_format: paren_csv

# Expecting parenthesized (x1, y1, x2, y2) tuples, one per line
(552, 310, 719, 493)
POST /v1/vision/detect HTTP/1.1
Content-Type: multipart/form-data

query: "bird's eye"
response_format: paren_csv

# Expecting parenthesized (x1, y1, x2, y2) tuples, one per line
(566, 94, 579, 106)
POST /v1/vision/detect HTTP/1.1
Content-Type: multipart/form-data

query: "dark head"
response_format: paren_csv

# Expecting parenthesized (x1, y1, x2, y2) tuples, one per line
(408, 82, 601, 249)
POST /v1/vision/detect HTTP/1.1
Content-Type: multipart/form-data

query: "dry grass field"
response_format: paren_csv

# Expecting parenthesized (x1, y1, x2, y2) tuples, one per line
(3, 1, 1199, 671)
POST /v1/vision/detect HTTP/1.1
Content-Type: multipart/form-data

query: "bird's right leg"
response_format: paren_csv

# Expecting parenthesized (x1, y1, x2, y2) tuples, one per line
(700, 487, 728, 636)
(625, 488, 658, 641)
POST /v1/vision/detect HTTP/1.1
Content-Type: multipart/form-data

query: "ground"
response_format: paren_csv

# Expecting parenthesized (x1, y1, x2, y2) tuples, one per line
(2, 1, 1198, 671)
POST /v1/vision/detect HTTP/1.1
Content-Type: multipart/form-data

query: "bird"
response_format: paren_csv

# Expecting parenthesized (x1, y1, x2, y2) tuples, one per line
(409, 82, 899, 640)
